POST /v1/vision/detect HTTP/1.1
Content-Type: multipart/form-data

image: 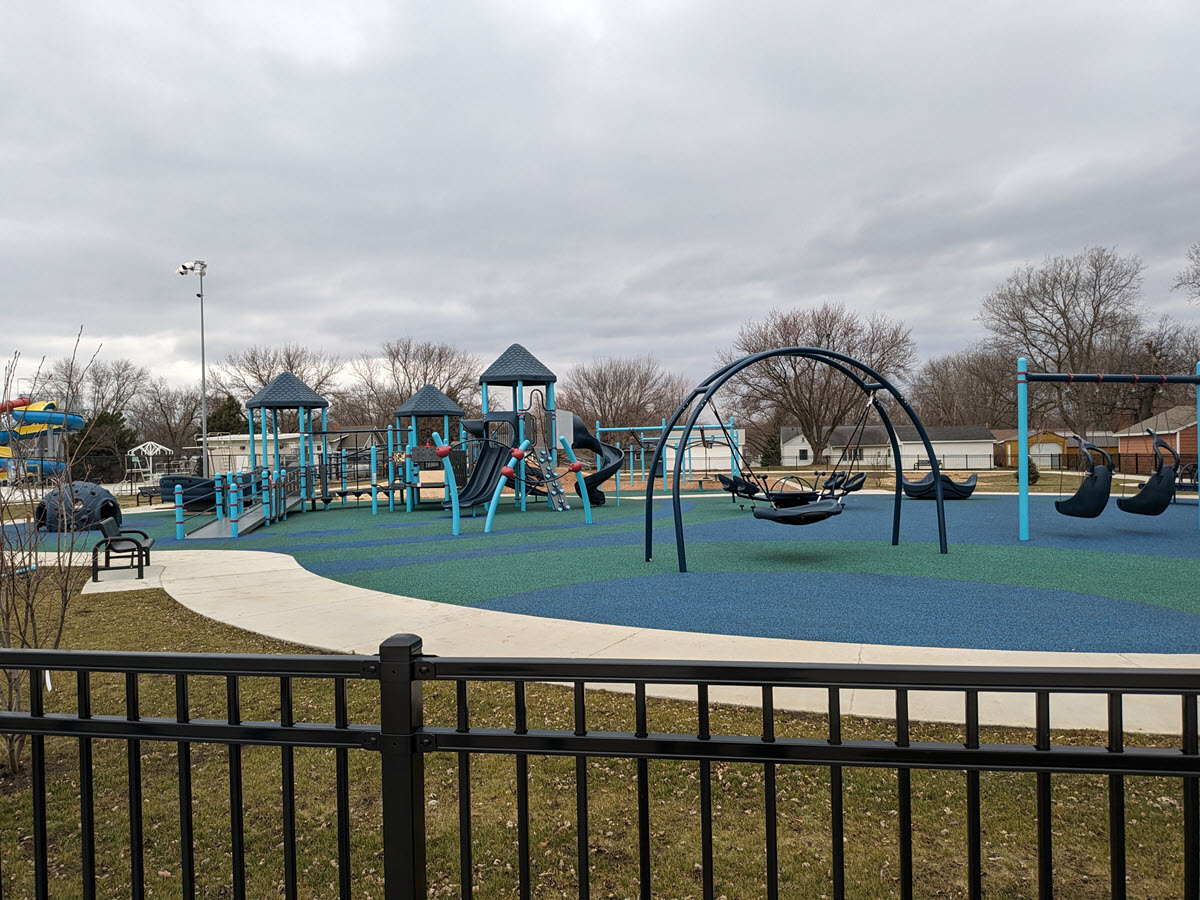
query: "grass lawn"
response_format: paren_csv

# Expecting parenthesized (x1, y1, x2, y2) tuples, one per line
(0, 582, 1193, 898)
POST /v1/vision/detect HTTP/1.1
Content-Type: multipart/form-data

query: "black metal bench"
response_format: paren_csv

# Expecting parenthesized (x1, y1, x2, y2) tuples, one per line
(91, 517, 155, 582)
(134, 485, 159, 506)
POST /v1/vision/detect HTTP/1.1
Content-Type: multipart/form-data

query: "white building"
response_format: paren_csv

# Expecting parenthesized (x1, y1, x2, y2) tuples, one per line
(782, 424, 999, 470)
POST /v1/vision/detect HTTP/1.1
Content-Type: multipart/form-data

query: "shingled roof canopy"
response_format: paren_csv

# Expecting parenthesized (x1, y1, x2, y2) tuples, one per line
(395, 384, 465, 418)
(245, 372, 329, 410)
(479, 343, 557, 386)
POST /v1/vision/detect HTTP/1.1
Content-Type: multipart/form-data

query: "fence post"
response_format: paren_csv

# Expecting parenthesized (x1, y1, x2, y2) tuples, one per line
(174, 485, 184, 540)
(379, 634, 427, 900)
(214, 473, 224, 521)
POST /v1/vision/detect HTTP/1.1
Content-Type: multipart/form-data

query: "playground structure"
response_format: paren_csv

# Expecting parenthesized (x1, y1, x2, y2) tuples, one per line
(647, 346, 949, 571)
(34, 481, 122, 531)
(1016, 357, 1200, 539)
(0, 397, 85, 483)
(176, 346, 627, 540)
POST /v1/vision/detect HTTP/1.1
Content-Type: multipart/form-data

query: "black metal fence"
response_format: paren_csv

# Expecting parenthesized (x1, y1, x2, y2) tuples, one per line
(3, 634, 1200, 898)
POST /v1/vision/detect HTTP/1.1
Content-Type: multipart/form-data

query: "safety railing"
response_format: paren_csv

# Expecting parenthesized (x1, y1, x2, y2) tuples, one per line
(5, 635, 1200, 898)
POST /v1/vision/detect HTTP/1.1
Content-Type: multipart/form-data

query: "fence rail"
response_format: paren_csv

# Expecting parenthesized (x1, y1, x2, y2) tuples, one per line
(3, 634, 1200, 898)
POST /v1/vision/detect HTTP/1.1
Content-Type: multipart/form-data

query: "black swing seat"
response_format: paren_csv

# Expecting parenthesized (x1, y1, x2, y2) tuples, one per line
(1118, 467, 1176, 516)
(902, 472, 977, 500)
(752, 499, 843, 526)
(1055, 466, 1112, 518)
(1055, 436, 1113, 519)
(1115, 429, 1179, 517)
(721, 473, 823, 507)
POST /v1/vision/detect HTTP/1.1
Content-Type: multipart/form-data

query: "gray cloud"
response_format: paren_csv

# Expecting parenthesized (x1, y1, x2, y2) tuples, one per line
(3, 1, 1199, 392)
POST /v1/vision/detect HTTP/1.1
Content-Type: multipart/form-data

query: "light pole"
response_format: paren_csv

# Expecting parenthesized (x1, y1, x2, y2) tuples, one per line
(177, 260, 208, 477)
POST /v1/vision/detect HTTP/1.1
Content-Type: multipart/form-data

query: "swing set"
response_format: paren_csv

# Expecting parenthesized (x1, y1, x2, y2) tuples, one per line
(645, 346, 950, 573)
(712, 391, 872, 524)
(1016, 357, 1200, 539)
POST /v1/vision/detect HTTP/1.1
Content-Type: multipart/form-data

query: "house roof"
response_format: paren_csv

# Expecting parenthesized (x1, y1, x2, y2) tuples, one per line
(245, 372, 329, 410)
(479, 344, 557, 385)
(1113, 404, 1197, 437)
(826, 424, 998, 446)
(395, 384, 465, 418)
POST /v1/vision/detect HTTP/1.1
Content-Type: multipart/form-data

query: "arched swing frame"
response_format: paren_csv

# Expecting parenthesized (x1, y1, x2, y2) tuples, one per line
(644, 347, 949, 572)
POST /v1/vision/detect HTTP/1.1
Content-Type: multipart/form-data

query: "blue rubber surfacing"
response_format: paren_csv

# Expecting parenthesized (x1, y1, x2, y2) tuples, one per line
(50, 492, 1200, 653)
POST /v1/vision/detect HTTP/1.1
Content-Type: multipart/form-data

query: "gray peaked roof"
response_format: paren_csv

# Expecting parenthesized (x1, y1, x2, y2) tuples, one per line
(395, 384, 465, 418)
(245, 372, 329, 410)
(479, 343, 557, 385)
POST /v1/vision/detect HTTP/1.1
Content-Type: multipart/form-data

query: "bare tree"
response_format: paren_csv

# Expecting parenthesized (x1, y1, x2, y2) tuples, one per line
(1, 341, 93, 772)
(209, 343, 344, 402)
(334, 338, 481, 425)
(909, 344, 1020, 428)
(555, 355, 691, 429)
(47, 356, 148, 418)
(717, 302, 917, 459)
(976, 246, 1200, 433)
(126, 378, 202, 452)
(1174, 241, 1200, 302)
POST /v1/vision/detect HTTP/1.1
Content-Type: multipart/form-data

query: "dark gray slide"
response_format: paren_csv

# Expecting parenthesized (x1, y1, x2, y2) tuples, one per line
(444, 443, 509, 510)
(570, 415, 625, 506)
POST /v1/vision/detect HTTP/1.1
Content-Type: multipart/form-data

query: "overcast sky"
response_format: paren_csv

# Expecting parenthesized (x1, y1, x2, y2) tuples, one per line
(3, 1, 1199, 395)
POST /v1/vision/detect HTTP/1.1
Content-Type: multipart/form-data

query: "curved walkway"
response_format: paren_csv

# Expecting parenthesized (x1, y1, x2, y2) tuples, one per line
(149, 548, 1199, 734)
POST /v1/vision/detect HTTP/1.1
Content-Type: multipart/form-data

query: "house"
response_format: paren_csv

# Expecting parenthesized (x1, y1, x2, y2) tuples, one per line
(784, 424, 998, 470)
(992, 429, 1119, 468)
(1114, 405, 1197, 461)
(779, 427, 815, 466)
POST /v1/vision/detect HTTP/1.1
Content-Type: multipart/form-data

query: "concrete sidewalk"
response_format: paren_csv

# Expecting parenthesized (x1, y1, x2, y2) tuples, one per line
(143, 548, 1200, 734)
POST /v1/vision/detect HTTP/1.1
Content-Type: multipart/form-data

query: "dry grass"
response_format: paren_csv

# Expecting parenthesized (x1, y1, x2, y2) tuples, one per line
(0, 583, 1192, 898)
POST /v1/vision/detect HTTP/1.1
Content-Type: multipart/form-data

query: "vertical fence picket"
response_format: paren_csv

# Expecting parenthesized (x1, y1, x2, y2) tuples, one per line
(78, 671, 96, 900)
(126, 672, 144, 900)
(1036, 691, 1052, 900)
(762, 685, 778, 900)
(1108, 692, 1126, 900)
(635, 682, 651, 900)
(335, 677, 352, 898)
(175, 674, 195, 899)
(227, 675, 245, 900)
(514, 681, 531, 900)
(574, 681, 590, 900)
(966, 690, 982, 900)
(30, 669, 49, 900)
(828, 687, 845, 900)
(896, 689, 913, 900)
(280, 677, 298, 900)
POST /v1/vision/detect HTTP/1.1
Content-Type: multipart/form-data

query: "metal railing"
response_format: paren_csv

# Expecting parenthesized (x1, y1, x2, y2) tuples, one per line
(3, 634, 1200, 898)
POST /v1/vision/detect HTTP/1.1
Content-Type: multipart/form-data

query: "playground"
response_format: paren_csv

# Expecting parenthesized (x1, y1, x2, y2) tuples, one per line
(61, 489, 1200, 656)
(18, 344, 1200, 661)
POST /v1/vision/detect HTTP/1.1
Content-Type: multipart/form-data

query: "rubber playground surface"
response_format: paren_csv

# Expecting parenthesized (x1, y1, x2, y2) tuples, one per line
(59, 490, 1200, 655)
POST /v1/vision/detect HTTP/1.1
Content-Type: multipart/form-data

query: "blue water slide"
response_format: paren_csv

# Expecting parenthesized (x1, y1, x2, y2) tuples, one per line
(9, 409, 87, 430)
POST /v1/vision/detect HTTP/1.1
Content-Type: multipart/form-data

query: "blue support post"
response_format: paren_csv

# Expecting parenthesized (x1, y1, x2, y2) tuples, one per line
(517, 380, 525, 511)
(229, 476, 240, 539)
(298, 461, 307, 514)
(484, 440, 531, 533)
(547, 383, 556, 466)
(387, 426, 396, 512)
(261, 410, 269, 472)
(559, 436, 592, 525)
(279, 468, 288, 520)
(1018, 357, 1029, 541)
(661, 418, 668, 479)
(272, 410, 281, 472)
(433, 431, 460, 536)
(214, 473, 224, 521)
(481, 382, 489, 414)
(174, 485, 184, 540)
(297, 407, 306, 501)
(321, 408, 329, 499)
(371, 446, 379, 515)
(262, 468, 271, 525)
(248, 409, 257, 472)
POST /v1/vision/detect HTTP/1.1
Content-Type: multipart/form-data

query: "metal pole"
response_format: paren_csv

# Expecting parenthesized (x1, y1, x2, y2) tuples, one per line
(1018, 357, 1029, 541)
(197, 271, 208, 478)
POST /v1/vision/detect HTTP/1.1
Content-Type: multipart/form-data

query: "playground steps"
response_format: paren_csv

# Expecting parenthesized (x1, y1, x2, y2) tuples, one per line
(185, 493, 305, 540)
